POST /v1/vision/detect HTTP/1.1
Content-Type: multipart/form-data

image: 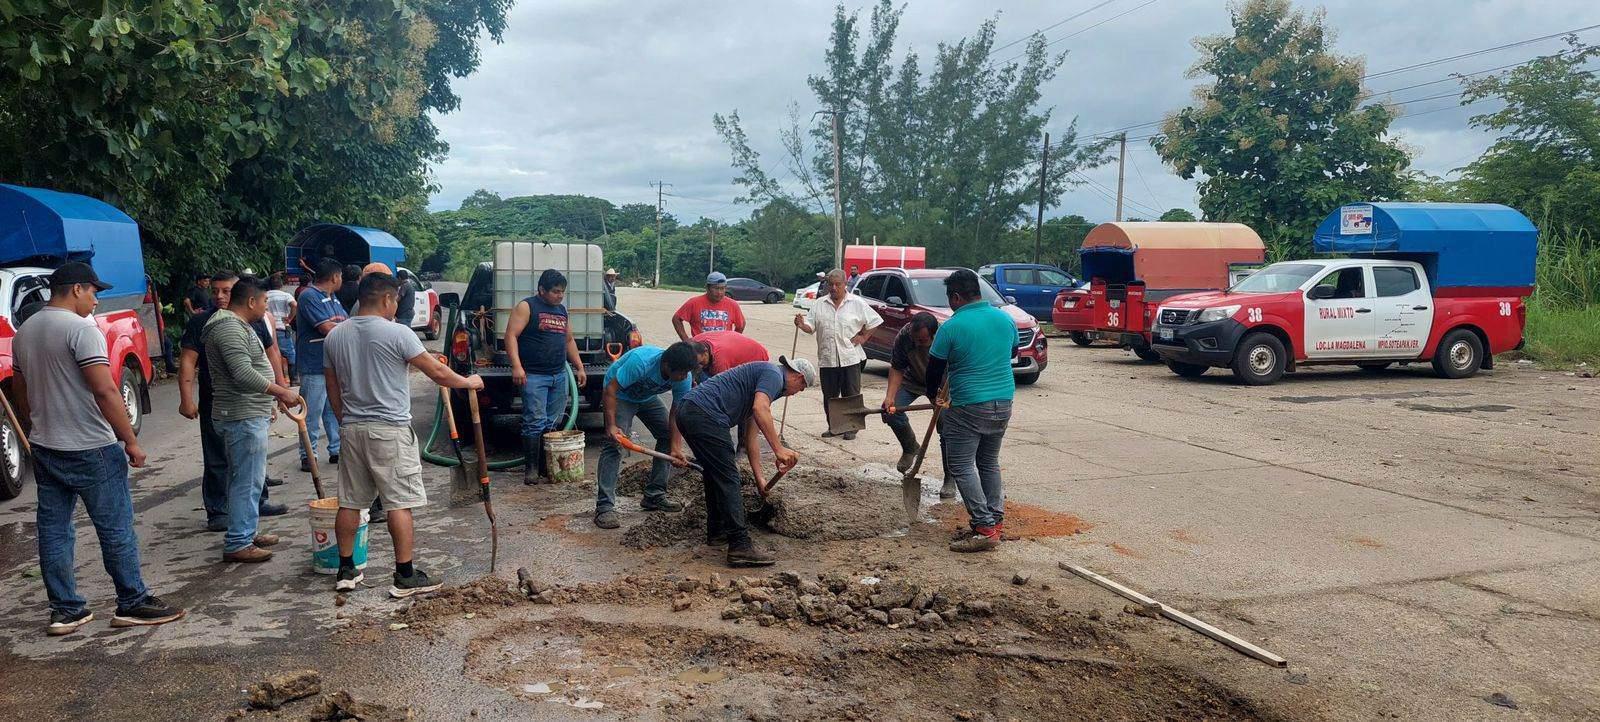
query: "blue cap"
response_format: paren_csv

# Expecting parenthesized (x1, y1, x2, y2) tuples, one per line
(706, 272, 728, 285)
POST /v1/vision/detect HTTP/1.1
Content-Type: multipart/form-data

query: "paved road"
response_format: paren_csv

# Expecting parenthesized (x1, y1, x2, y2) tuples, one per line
(1, 285, 1596, 718)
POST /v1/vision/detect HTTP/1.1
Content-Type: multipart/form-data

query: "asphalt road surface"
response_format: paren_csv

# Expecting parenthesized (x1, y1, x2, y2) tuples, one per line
(0, 284, 1595, 719)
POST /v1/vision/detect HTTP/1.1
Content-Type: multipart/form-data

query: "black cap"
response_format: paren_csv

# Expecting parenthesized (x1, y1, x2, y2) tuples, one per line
(49, 261, 112, 291)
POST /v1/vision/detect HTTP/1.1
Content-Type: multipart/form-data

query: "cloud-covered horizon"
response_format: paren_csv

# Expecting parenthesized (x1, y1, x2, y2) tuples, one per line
(428, 0, 1587, 225)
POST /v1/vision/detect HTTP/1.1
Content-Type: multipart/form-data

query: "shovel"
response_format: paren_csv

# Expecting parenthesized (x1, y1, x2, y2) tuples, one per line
(281, 402, 326, 499)
(824, 393, 936, 436)
(898, 385, 949, 526)
(611, 431, 702, 472)
(444, 388, 498, 572)
(440, 387, 475, 493)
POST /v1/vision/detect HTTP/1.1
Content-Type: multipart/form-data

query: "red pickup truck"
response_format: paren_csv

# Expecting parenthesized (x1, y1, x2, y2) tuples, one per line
(0, 184, 156, 500)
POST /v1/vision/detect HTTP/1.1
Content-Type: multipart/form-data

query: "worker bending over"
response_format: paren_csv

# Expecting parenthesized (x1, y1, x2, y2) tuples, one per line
(924, 269, 1016, 553)
(880, 312, 956, 498)
(673, 357, 817, 567)
(690, 329, 769, 380)
(594, 342, 698, 529)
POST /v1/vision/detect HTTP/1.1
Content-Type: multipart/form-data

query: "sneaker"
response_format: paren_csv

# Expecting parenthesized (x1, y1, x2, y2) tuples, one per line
(842, 431, 857, 440)
(47, 609, 94, 636)
(300, 459, 312, 473)
(253, 533, 281, 547)
(369, 510, 388, 526)
(726, 541, 777, 568)
(334, 567, 363, 592)
(641, 497, 684, 513)
(222, 545, 273, 563)
(949, 529, 1000, 553)
(205, 518, 228, 533)
(390, 569, 444, 598)
(111, 595, 185, 628)
(939, 480, 958, 500)
(258, 502, 289, 517)
(705, 533, 728, 548)
(895, 453, 917, 473)
(264, 475, 285, 488)
(593, 510, 621, 529)
(328, 454, 339, 465)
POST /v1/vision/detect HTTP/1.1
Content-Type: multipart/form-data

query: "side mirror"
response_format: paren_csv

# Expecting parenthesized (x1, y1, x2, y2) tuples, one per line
(1307, 285, 1335, 300)
(886, 295, 905, 307)
(1004, 295, 1018, 305)
(439, 292, 460, 309)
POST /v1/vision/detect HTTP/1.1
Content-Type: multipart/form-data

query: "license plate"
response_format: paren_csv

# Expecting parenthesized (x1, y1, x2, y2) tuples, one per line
(1158, 328, 1174, 341)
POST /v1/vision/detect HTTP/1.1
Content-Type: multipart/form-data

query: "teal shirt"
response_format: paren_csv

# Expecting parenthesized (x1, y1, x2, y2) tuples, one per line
(930, 301, 1017, 407)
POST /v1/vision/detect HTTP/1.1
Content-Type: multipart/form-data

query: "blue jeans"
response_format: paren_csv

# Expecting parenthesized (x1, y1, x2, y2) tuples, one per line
(880, 386, 925, 454)
(520, 372, 569, 439)
(200, 406, 271, 525)
(299, 373, 340, 462)
(34, 444, 150, 615)
(596, 396, 671, 513)
(938, 400, 1012, 529)
(219, 416, 270, 552)
(276, 329, 296, 367)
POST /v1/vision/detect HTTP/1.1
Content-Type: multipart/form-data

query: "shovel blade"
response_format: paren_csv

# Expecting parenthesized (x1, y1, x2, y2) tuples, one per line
(901, 474, 920, 525)
(825, 394, 870, 435)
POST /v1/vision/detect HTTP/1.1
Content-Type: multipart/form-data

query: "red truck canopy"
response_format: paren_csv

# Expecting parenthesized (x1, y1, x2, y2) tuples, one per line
(843, 245, 925, 273)
(1080, 222, 1264, 291)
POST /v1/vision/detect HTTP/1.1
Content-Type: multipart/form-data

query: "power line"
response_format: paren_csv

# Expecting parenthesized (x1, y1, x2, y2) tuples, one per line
(994, 0, 1162, 66)
(987, 0, 1122, 58)
(1072, 170, 1163, 216)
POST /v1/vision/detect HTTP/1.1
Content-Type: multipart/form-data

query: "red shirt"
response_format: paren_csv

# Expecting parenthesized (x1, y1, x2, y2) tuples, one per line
(673, 295, 745, 336)
(693, 330, 769, 375)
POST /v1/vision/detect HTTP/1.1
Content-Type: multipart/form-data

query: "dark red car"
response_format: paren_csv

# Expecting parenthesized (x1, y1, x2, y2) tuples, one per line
(1050, 283, 1096, 347)
(851, 267, 1047, 384)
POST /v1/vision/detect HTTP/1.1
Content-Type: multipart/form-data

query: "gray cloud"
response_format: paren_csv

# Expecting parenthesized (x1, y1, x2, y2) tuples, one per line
(430, 0, 1590, 224)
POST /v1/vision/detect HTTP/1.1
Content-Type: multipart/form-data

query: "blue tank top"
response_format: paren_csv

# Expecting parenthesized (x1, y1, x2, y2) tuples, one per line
(517, 295, 569, 375)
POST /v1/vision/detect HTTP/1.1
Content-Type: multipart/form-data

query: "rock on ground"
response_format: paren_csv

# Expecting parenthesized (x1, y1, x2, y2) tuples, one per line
(247, 670, 321, 710)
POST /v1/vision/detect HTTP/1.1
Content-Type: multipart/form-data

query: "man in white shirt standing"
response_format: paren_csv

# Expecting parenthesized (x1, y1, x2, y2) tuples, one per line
(793, 268, 881, 440)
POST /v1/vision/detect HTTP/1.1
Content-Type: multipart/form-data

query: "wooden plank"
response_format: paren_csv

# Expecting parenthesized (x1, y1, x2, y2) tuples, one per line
(1059, 562, 1288, 668)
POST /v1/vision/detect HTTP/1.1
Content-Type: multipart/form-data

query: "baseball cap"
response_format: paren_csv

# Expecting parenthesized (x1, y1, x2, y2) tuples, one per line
(778, 355, 819, 390)
(361, 262, 392, 278)
(706, 271, 728, 286)
(49, 261, 111, 291)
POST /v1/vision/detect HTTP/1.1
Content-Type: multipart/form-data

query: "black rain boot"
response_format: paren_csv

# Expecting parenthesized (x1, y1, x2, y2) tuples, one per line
(531, 435, 550, 486)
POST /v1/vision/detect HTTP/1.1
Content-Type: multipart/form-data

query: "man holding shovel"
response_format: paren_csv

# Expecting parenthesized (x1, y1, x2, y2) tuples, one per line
(880, 312, 957, 498)
(923, 269, 1016, 553)
(324, 273, 482, 596)
(673, 357, 817, 567)
(793, 269, 880, 440)
(592, 342, 698, 529)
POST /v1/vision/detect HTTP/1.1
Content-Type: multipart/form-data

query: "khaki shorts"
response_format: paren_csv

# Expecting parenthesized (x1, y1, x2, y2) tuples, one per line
(337, 422, 427, 511)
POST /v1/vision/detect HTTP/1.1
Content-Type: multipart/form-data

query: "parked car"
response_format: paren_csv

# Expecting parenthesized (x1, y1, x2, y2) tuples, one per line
(853, 267, 1047, 385)
(395, 266, 441, 340)
(1050, 281, 1095, 346)
(725, 277, 786, 304)
(978, 263, 1079, 321)
(792, 281, 821, 310)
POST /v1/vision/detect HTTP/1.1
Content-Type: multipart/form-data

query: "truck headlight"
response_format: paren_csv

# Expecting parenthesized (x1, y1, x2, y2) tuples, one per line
(1196, 305, 1241, 323)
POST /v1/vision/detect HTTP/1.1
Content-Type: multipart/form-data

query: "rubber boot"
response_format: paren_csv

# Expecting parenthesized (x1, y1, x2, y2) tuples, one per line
(531, 435, 550, 486)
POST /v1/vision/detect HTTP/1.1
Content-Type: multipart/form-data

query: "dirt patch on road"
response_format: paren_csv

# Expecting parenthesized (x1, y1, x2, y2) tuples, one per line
(619, 462, 903, 549)
(933, 500, 1093, 539)
(397, 576, 526, 626)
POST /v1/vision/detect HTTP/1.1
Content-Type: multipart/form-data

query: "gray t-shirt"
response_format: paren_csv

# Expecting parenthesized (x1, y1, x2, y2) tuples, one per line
(14, 306, 117, 451)
(324, 315, 427, 425)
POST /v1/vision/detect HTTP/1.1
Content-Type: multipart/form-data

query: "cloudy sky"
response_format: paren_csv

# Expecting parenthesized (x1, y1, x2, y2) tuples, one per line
(428, 0, 1593, 224)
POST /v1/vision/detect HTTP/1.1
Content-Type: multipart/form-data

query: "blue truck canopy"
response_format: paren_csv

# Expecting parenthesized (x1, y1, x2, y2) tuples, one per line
(286, 223, 406, 277)
(0, 183, 146, 298)
(1312, 203, 1538, 290)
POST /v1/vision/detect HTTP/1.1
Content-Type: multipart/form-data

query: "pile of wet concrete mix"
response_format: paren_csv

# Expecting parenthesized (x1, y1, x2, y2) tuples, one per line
(614, 460, 905, 548)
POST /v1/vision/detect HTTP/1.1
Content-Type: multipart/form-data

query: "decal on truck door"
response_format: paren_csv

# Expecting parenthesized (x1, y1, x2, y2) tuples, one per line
(1304, 266, 1376, 358)
(1371, 265, 1431, 358)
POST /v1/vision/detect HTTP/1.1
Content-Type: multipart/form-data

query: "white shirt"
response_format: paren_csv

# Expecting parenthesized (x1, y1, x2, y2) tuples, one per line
(265, 289, 294, 331)
(807, 293, 882, 367)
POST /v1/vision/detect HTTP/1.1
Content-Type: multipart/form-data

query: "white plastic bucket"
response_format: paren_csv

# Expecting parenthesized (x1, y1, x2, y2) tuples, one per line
(309, 497, 369, 575)
(544, 429, 586, 484)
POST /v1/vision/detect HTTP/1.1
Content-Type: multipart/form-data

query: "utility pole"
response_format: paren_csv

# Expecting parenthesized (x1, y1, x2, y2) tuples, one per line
(708, 225, 716, 274)
(1115, 132, 1128, 222)
(1034, 131, 1049, 263)
(651, 181, 670, 287)
(830, 110, 844, 269)
(598, 208, 609, 251)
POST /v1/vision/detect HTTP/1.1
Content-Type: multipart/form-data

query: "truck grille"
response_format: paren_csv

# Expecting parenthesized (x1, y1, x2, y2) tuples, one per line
(1016, 328, 1036, 348)
(1159, 308, 1193, 326)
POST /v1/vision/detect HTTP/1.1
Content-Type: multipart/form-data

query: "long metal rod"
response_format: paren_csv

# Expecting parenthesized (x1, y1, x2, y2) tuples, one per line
(1058, 562, 1288, 667)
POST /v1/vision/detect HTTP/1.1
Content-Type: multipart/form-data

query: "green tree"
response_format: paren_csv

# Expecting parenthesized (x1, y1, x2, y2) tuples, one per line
(713, 0, 1109, 268)
(725, 199, 832, 287)
(1153, 0, 1409, 257)
(1158, 208, 1197, 221)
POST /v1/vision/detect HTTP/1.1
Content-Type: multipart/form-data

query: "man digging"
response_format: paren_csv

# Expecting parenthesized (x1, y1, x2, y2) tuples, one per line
(323, 273, 483, 596)
(673, 357, 817, 567)
(593, 342, 698, 529)
(880, 312, 956, 498)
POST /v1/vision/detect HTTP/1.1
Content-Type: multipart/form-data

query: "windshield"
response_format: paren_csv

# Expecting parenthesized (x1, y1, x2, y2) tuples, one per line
(1230, 262, 1322, 293)
(908, 275, 1008, 307)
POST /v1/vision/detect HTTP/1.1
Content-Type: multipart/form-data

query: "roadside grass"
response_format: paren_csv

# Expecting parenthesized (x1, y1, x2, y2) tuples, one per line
(1522, 303, 1600, 367)
(1520, 228, 1600, 367)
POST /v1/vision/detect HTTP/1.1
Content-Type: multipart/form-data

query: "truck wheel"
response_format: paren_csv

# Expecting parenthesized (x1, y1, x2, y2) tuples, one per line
(1358, 362, 1392, 373)
(425, 309, 441, 340)
(120, 365, 144, 436)
(1230, 333, 1287, 385)
(1069, 332, 1093, 347)
(1432, 329, 1483, 379)
(1132, 344, 1162, 363)
(1166, 361, 1208, 378)
(765, 291, 782, 304)
(0, 412, 29, 500)
(1016, 372, 1040, 385)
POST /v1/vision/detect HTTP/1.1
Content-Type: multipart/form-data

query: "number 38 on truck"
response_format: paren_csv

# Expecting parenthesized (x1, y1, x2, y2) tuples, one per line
(1150, 203, 1538, 385)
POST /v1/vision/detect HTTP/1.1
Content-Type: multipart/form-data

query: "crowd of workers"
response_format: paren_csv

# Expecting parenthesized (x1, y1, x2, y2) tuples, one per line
(14, 261, 1015, 636)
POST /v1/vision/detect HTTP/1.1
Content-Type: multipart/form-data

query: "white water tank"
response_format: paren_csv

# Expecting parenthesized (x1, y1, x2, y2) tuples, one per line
(492, 241, 605, 338)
